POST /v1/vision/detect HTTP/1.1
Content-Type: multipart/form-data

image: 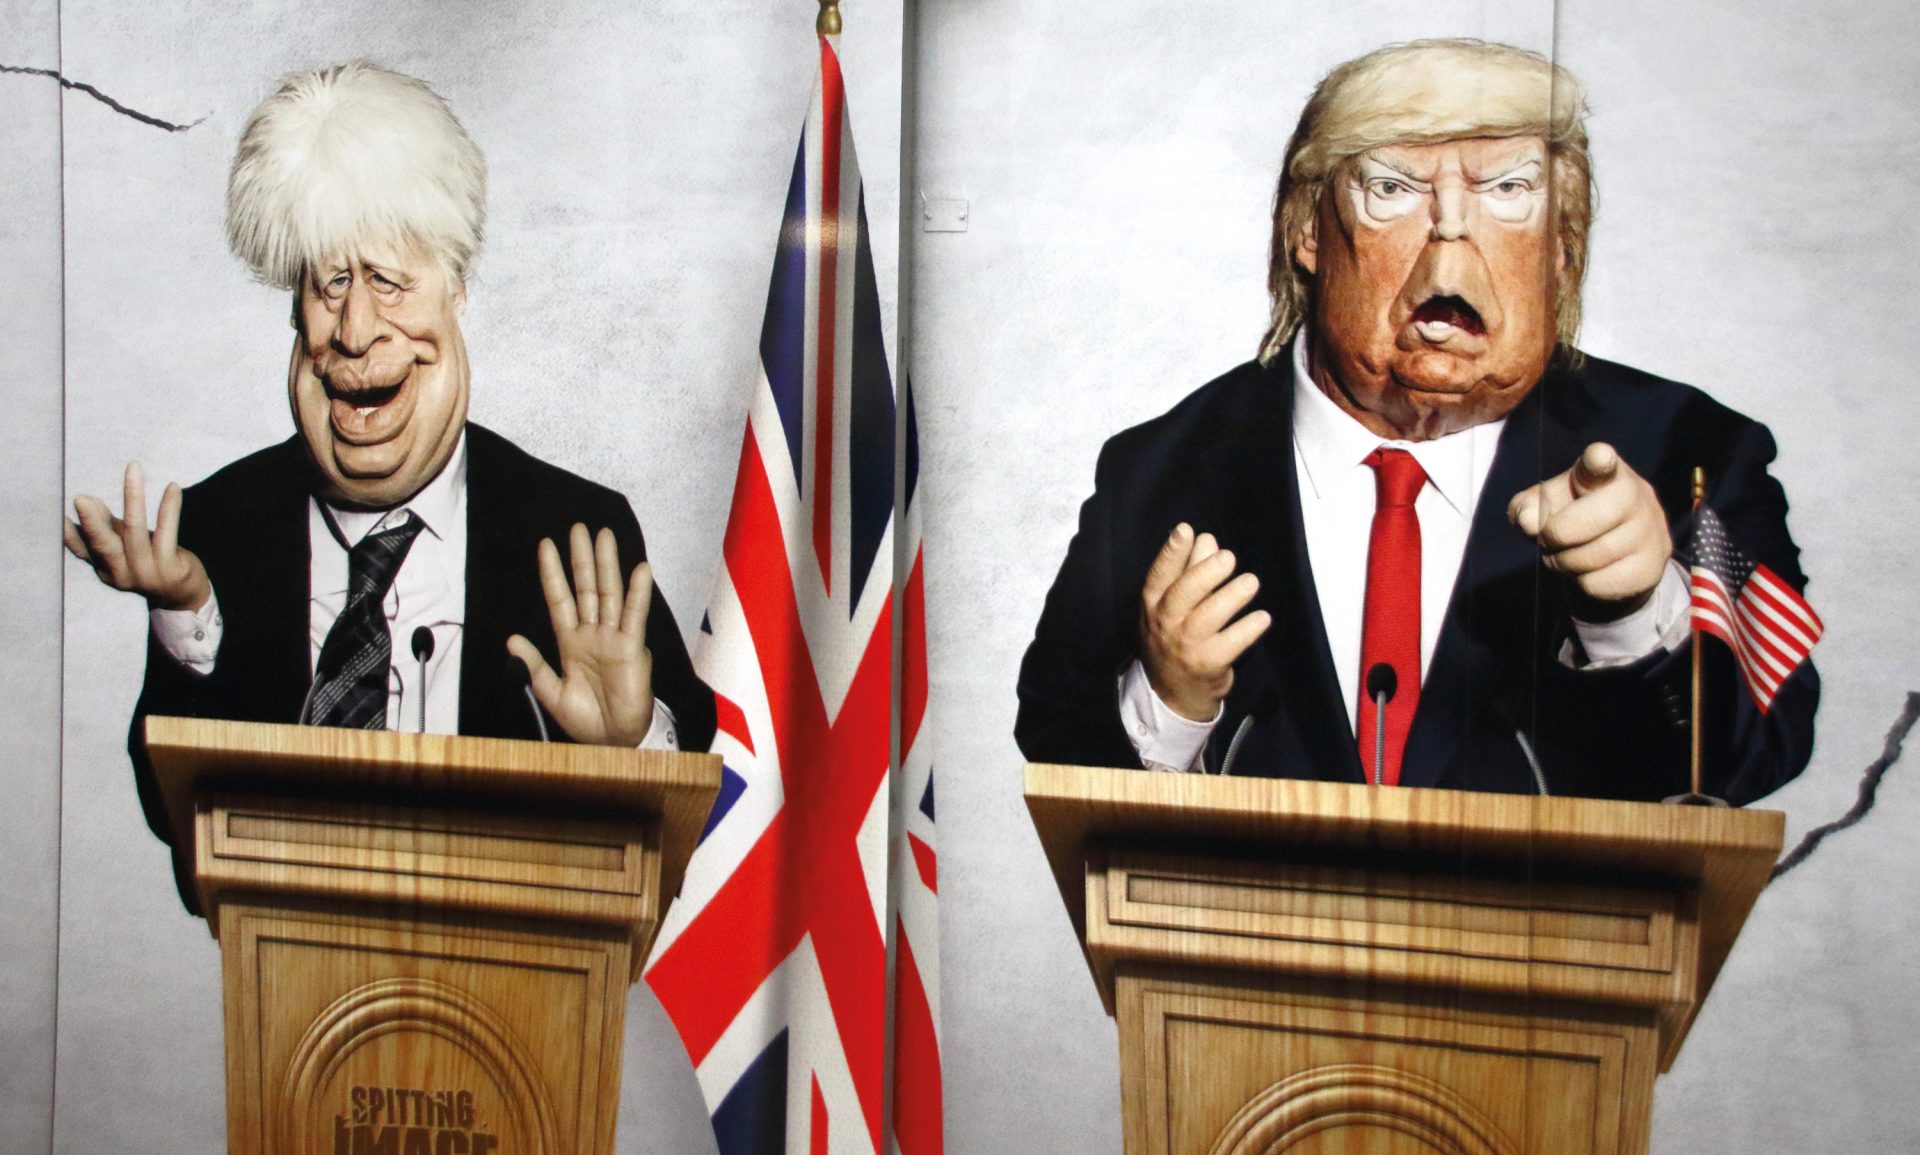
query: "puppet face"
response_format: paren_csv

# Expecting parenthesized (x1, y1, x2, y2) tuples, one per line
(1296, 135, 1560, 441)
(290, 238, 470, 508)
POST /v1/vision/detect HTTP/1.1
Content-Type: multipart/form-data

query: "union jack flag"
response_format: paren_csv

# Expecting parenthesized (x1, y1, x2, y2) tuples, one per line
(1687, 503, 1823, 712)
(889, 377, 942, 1155)
(645, 36, 932, 1155)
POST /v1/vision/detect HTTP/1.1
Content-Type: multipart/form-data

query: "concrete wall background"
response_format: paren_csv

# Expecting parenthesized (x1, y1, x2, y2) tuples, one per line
(908, 1, 1919, 1153)
(0, 2, 66, 1152)
(9, 0, 1920, 1152)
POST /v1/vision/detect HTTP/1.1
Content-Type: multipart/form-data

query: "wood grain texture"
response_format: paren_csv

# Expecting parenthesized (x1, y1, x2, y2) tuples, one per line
(147, 715, 722, 911)
(146, 718, 721, 1155)
(1025, 763, 1782, 1155)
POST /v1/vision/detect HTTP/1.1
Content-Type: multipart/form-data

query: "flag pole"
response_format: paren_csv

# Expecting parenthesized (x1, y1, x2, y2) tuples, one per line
(817, 0, 841, 35)
(1690, 466, 1705, 799)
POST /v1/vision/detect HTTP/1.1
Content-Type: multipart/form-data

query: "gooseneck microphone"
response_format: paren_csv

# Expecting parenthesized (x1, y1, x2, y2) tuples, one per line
(410, 626, 436, 733)
(1365, 663, 1398, 786)
(517, 660, 551, 743)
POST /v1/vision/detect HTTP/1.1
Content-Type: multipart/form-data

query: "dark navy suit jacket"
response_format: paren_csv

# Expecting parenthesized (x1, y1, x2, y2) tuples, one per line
(128, 423, 717, 907)
(1015, 352, 1818, 804)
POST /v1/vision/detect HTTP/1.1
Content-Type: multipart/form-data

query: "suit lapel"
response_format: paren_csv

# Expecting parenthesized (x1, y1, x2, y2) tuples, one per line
(1399, 366, 1595, 788)
(1204, 366, 1362, 782)
(460, 425, 514, 737)
(254, 439, 317, 720)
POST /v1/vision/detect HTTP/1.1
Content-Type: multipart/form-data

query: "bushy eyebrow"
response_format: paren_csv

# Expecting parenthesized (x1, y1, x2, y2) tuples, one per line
(1469, 156, 1546, 183)
(1357, 152, 1429, 181)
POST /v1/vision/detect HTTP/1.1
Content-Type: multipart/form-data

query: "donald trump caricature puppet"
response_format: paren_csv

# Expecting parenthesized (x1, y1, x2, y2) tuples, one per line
(1016, 40, 1818, 804)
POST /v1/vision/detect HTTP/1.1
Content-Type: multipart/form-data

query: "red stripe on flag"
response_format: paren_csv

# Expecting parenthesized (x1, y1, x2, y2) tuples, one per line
(902, 544, 929, 745)
(892, 925, 945, 1155)
(646, 430, 892, 1148)
(811, 1075, 829, 1155)
(713, 689, 756, 756)
(1693, 577, 1785, 709)
(811, 36, 845, 591)
(908, 832, 937, 894)
(1746, 567, 1822, 644)
(1731, 601, 1796, 678)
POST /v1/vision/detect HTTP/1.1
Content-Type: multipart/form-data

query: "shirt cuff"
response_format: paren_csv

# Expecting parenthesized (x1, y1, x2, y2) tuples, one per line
(1567, 560, 1691, 669)
(1117, 660, 1219, 772)
(149, 591, 223, 675)
(639, 699, 680, 751)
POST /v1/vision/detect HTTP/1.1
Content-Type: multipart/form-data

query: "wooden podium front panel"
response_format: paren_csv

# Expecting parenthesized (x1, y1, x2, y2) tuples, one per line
(1118, 969, 1657, 1155)
(220, 902, 630, 1155)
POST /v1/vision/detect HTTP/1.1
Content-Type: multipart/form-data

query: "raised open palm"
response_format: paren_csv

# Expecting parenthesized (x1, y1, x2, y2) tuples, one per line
(506, 523, 655, 746)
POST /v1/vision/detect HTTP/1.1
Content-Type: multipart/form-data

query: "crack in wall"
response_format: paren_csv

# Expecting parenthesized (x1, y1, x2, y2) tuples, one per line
(1, 64, 204, 132)
(1771, 690, 1920, 880)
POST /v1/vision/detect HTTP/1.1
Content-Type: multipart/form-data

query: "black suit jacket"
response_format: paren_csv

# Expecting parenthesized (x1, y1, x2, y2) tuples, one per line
(1015, 353, 1818, 805)
(129, 423, 717, 905)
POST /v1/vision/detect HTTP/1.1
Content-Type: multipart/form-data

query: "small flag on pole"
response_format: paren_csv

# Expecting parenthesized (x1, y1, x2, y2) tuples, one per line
(1687, 503, 1822, 712)
(645, 33, 898, 1155)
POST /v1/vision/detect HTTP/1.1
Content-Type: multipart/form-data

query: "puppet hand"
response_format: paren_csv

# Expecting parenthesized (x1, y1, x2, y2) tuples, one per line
(63, 462, 211, 612)
(1139, 523, 1272, 721)
(506, 524, 656, 747)
(1507, 442, 1672, 619)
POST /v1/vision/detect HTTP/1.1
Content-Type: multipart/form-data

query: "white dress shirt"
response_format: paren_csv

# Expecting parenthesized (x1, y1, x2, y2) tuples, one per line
(150, 432, 676, 746)
(1121, 335, 1688, 771)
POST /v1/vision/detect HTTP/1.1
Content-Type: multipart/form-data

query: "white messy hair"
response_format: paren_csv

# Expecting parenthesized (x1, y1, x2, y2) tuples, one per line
(1259, 39, 1594, 363)
(225, 60, 486, 290)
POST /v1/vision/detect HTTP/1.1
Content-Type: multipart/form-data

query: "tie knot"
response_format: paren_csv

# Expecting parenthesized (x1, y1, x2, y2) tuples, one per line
(346, 511, 425, 606)
(1365, 447, 1427, 509)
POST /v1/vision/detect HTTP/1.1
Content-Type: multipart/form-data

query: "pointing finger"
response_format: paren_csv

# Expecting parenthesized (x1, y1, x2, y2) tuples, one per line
(621, 561, 654, 636)
(569, 523, 599, 625)
(594, 527, 622, 627)
(536, 537, 578, 632)
(1539, 475, 1637, 551)
(1570, 442, 1620, 498)
(1188, 532, 1220, 566)
(1142, 524, 1195, 605)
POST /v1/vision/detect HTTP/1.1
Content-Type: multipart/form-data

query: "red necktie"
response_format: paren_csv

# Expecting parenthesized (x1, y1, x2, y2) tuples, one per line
(1358, 447, 1427, 786)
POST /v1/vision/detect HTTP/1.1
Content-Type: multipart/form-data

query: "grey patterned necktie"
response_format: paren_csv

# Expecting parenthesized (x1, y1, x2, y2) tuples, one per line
(305, 512, 427, 729)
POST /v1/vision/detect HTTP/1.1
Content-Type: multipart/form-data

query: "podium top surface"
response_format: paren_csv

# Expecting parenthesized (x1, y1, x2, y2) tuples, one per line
(1025, 762, 1783, 1018)
(146, 716, 723, 903)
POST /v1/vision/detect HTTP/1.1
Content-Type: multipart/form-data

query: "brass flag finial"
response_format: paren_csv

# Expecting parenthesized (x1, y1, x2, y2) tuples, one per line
(817, 0, 841, 36)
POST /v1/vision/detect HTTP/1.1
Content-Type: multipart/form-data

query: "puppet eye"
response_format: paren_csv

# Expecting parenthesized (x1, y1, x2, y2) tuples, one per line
(1362, 177, 1422, 222)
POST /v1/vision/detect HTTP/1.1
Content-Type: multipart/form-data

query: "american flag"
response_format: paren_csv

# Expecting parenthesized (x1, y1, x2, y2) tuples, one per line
(889, 377, 943, 1155)
(1687, 503, 1823, 712)
(645, 35, 931, 1155)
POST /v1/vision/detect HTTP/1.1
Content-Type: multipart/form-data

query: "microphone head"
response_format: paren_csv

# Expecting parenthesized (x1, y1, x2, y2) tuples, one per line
(410, 625, 436, 663)
(1365, 662, 1398, 702)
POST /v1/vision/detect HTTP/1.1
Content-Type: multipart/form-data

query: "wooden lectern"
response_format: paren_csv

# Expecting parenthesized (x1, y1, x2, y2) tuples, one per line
(1025, 764, 1784, 1155)
(144, 716, 721, 1155)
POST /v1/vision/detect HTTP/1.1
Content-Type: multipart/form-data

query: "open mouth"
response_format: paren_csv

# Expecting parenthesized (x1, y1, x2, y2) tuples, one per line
(324, 373, 411, 444)
(1410, 294, 1487, 341)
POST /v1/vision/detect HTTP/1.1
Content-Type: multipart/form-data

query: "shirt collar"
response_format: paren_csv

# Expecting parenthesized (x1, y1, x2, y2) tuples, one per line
(1288, 334, 1502, 516)
(324, 429, 468, 545)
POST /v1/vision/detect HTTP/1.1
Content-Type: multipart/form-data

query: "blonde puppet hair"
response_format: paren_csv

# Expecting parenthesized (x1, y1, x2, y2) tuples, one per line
(1257, 39, 1594, 364)
(226, 61, 487, 291)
